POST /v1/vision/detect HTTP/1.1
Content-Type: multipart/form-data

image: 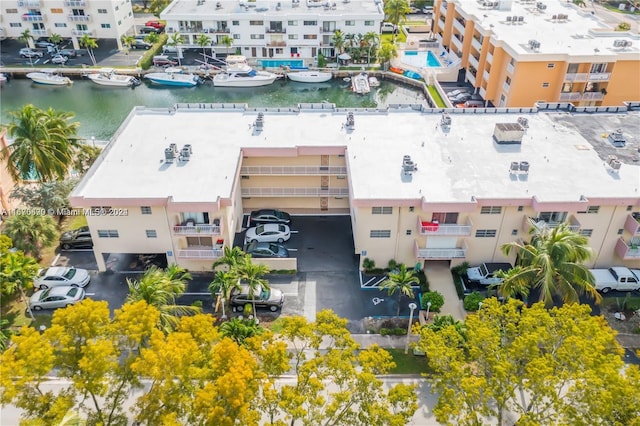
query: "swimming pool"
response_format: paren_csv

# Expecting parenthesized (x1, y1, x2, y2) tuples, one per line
(401, 50, 442, 68)
(259, 59, 304, 68)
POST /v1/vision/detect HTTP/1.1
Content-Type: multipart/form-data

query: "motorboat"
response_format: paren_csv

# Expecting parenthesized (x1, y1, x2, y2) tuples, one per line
(368, 76, 380, 87)
(26, 70, 72, 85)
(389, 66, 404, 74)
(86, 68, 140, 87)
(145, 67, 201, 87)
(403, 70, 422, 80)
(0, 73, 7, 86)
(351, 72, 370, 94)
(287, 70, 332, 83)
(213, 62, 279, 87)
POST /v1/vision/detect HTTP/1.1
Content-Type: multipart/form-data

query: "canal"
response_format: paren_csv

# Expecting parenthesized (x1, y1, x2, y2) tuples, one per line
(0, 78, 426, 140)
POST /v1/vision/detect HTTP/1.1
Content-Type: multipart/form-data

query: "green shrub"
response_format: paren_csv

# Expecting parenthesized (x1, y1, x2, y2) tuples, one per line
(191, 300, 203, 308)
(387, 259, 398, 271)
(380, 327, 407, 336)
(450, 261, 470, 279)
(453, 276, 465, 300)
(417, 269, 429, 293)
(243, 303, 253, 317)
(362, 257, 376, 272)
(137, 34, 168, 70)
(464, 291, 485, 312)
(421, 291, 444, 312)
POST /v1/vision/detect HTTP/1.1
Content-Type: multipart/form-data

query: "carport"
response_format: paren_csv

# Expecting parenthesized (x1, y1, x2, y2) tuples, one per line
(103, 253, 168, 272)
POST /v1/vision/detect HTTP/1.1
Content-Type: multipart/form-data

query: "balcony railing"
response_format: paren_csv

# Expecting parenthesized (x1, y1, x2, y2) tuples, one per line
(268, 41, 287, 47)
(437, 18, 445, 31)
(212, 28, 230, 33)
(522, 215, 581, 233)
(471, 36, 482, 52)
(453, 18, 465, 33)
(466, 69, 476, 86)
(241, 187, 349, 197)
(564, 72, 587, 82)
(624, 213, 640, 235)
(451, 35, 462, 50)
(615, 238, 640, 260)
(414, 241, 467, 259)
(503, 81, 510, 92)
(173, 224, 221, 235)
(21, 14, 44, 22)
(507, 62, 514, 74)
(240, 165, 347, 175)
(485, 51, 493, 64)
(559, 92, 582, 101)
(418, 218, 473, 236)
(64, 0, 86, 5)
(68, 15, 91, 22)
(582, 91, 604, 101)
(177, 248, 223, 259)
(267, 27, 286, 33)
(72, 29, 93, 36)
(588, 72, 610, 81)
(19, 0, 42, 6)
(31, 29, 48, 36)
(440, 2, 447, 15)
(483, 70, 490, 81)
(468, 54, 479, 69)
(479, 86, 487, 98)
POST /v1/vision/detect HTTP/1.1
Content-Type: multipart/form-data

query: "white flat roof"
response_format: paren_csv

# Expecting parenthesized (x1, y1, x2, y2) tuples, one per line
(455, 0, 639, 58)
(72, 106, 640, 205)
(162, 0, 383, 18)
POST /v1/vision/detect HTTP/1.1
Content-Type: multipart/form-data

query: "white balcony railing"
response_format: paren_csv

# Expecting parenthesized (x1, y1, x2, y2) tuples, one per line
(588, 72, 610, 81)
(506, 62, 514, 74)
(479, 86, 487, 98)
(451, 35, 462, 50)
(471, 37, 482, 52)
(241, 187, 349, 197)
(564, 72, 588, 82)
(18, 0, 41, 6)
(503, 81, 510, 92)
(440, 2, 447, 15)
(72, 29, 93, 36)
(31, 29, 48, 36)
(177, 248, 223, 259)
(485, 51, 493, 64)
(559, 92, 582, 101)
(466, 70, 477, 86)
(418, 218, 472, 236)
(21, 14, 44, 22)
(68, 15, 91, 22)
(453, 19, 465, 34)
(468, 54, 479, 69)
(416, 246, 467, 259)
(64, 0, 86, 5)
(240, 165, 348, 175)
(483, 70, 490, 81)
(582, 91, 604, 101)
(173, 224, 221, 235)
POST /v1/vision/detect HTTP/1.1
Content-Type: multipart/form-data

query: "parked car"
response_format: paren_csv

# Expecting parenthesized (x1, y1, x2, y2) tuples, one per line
(245, 224, 291, 244)
(152, 55, 178, 66)
(145, 20, 166, 29)
(162, 44, 179, 54)
(34, 40, 55, 48)
(230, 283, 284, 312)
(139, 26, 163, 34)
(50, 54, 68, 64)
(19, 48, 44, 58)
(244, 241, 290, 258)
(457, 100, 484, 108)
(249, 209, 291, 225)
(447, 88, 470, 99)
(60, 226, 93, 250)
(423, 6, 434, 14)
(29, 286, 85, 311)
(450, 93, 472, 104)
(131, 39, 152, 50)
(34, 266, 91, 289)
(381, 22, 397, 33)
(58, 48, 77, 58)
(409, 7, 421, 13)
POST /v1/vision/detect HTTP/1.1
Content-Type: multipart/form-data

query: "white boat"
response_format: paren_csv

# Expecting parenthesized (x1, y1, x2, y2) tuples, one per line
(26, 70, 72, 86)
(368, 76, 380, 87)
(351, 72, 370, 94)
(0, 73, 7, 86)
(145, 67, 201, 87)
(213, 55, 279, 87)
(287, 70, 332, 83)
(86, 68, 140, 87)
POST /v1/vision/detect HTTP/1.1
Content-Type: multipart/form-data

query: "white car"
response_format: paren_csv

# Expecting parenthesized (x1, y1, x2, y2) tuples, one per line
(51, 54, 68, 64)
(30, 286, 85, 311)
(245, 223, 291, 244)
(34, 266, 90, 290)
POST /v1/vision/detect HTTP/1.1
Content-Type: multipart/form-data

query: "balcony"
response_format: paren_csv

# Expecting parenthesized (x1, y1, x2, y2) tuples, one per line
(437, 18, 445, 32)
(564, 72, 587, 82)
(624, 213, 640, 235)
(559, 92, 582, 101)
(582, 91, 604, 101)
(522, 215, 581, 233)
(31, 29, 48, 36)
(479, 86, 487, 98)
(64, 0, 86, 5)
(485, 51, 493, 64)
(503, 81, 510, 92)
(177, 248, 223, 259)
(616, 238, 640, 260)
(72, 29, 93, 36)
(471, 37, 482, 52)
(418, 218, 472, 236)
(267, 27, 286, 33)
(68, 15, 91, 22)
(268, 41, 287, 47)
(173, 224, 221, 236)
(240, 165, 348, 175)
(451, 35, 462, 50)
(507, 62, 514, 74)
(241, 187, 349, 197)
(468, 54, 479, 69)
(21, 14, 44, 22)
(453, 18, 465, 33)
(212, 28, 230, 33)
(466, 69, 476, 85)
(18, 0, 42, 6)
(483, 70, 490, 81)
(414, 241, 467, 259)
(440, 2, 447, 15)
(588, 72, 610, 81)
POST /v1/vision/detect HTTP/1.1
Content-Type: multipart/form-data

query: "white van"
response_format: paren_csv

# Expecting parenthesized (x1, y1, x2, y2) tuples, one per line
(381, 22, 397, 33)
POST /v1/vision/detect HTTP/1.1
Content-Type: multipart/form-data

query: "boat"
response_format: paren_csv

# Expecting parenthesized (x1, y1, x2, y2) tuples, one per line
(0, 73, 7, 86)
(390, 66, 404, 74)
(212, 58, 279, 87)
(403, 70, 422, 80)
(26, 70, 72, 86)
(368, 76, 380, 87)
(86, 68, 140, 87)
(145, 67, 201, 87)
(287, 70, 332, 83)
(351, 72, 370, 94)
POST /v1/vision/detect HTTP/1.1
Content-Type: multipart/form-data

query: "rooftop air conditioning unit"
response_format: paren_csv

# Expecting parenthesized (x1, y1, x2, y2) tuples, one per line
(493, 123, 525, 144)
(255, 112, 265, 130)
(164, 148, 175, 162)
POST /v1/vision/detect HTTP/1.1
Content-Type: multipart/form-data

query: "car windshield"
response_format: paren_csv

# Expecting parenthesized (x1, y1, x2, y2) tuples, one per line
(268, 243, 279, 253)
(39, 289, 51, 300)
(278, 225, 285, 232)
(63, 268, 77, 279)
(256, 225, 265, 234)
(67, 287, 79, 297)
(260, 289, 270, 300)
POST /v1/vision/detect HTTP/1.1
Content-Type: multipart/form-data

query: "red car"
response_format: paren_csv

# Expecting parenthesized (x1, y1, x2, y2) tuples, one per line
(145, 20, 165, 29)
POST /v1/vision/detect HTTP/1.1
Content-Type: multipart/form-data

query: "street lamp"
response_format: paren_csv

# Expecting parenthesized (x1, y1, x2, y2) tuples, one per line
(425, 301, 432, 322)
(405, 302, 418, 354)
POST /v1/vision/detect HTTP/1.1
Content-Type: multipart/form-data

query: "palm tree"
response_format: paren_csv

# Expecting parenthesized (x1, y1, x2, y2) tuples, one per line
(72, 144, 102, 175)
(208, 269, 240, 318)
(79, 34, 98, 66)
(377, 42, 398, 71)
(383, 0, 410, 41)
(379, 264, 418, 317)
(332, 30, 345, 55)
(48, 33, 62, 47)
(18, 29, 33, 48)
(362, 31, 380, 65)
(220, 35, 234, 56)
(144, 32, 160, 45)
(500, 220, 600, 307)
(1, 105, 80, 182)
(0, 250, 40, 320)
(196, 34, 212, 61)
(126, 265, 200, 333)
(236, 256, 270, 321)
(1, 214, 57, 260)
(166, 32, 184, 65)
(212, 246, 247, 271)
(219, 318, 263, 346)
(121, 35, 135, 54)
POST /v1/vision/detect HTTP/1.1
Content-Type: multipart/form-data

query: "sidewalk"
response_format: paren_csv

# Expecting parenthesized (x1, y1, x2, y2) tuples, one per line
(424, 261, 466, 321)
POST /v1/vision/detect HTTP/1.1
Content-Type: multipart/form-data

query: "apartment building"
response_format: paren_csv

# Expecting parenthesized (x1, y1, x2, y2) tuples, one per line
(159, 0, 384, 62)
(432, 0, 640, 107)
(1, 0, 135, 49)
(69, 105, 640, 272)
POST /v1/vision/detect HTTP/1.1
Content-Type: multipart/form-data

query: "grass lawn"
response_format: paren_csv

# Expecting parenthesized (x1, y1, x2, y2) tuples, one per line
(601, 295, 640, 311)
(427, 86, 447, 107)
(1, 292, 52, 332)
(380, 33, 407, 44)
(385, 348, 430, 375)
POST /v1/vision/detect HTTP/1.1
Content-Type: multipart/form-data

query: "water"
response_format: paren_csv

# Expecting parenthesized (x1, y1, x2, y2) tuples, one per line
(259, 59, 304, 68)
(401, 50, 442, 68)
(1, 78, 426, 140)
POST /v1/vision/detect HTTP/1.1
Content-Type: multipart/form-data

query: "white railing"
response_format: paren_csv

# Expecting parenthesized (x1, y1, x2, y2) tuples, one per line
(471, 37, 482, 52)
(22, 15, 44, 22)
(503, 81, 510, 92)
(31, 29, 48, 36)
(440, 2, 447, 15)
(479, 86, 487, 98)
(451, 35, 462, 50)
(437, 18, 445, 32)
(485, 51, 493, 64)
(173, 224, 221, 235)
(68, 15, 91, 22)
(588, 72, 610, 81)
(466, 70, 476, 86)
(418, 220, 472, 236)
(483, 70, 490, 81)
(582, 91, 604, 101)
(468, 54, 479, 69)
(453, 19, 465, 34)
(507, 62, 514, 74)
(64, 0, 86, 5)
(564, 73, 587, 82)
(559, 92, 581, 101)
(72, 29, 93, 36)
(177, 248, 223, 259)
(240, 165, 347, 175)
(241, 187, 349, 197)
(416, 247, 467, 259)
(18, 0, 41, 6)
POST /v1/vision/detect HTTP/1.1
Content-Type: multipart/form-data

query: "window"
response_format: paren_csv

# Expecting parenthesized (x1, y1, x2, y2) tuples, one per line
(480, 206, 502, 214)
(303, 34, 317, 39)
(542, 82, 549, 88)
(475, 229, 497, 237)
(51, 8, 63, 13)
(250, 20, 264, 25)
(409, 206, 415, 212)
(186, 236, 213, 247)
(54, 23, 67, 27)
(406, 230, 412, 235)
(232, 20, 239, 25)
(517, 206, 523, 211)
(97, 230, 119, 238)
(627, 205, 632, 211)
(345, 20, 355, 26)
(322, 21, 335, 32)
(275, 48, 283, 54)
(432, 212, 459, 224)
(182, 212, 209, 224)
(101, 23, 111, 28)
(303, 20, 317, 26)
(98, 8, 107, 13)
(372, 207, 392, 215)
(115, 5, 119, 10)
(505, 76, 512, 85)
(547, 63, 555, 68)
(336, 175, 345, 179)
(364, 20, 374, 26)
(370, 230, 391, 238)
(250, 34, 265, 39)
(233, 34, 241, 39)
(618, 228, 624, 235)
(6, 8, 17, 13)
(579, 229, 593, 237)
(288, 34, 298, 40)
(146, 230, 157, 238)
(288, 20, 297, 26)
(509, 58, 515, 66)
(538, 211, 567, 223)
(587, 206, 600, 214)
(10, 23, 23, 27)
(511, 229, 518, 235)
(141, 206, 152, 214)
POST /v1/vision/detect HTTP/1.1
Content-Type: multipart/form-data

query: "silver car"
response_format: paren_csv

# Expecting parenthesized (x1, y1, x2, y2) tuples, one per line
(29, 286, 85, 311)
(34, 266, 91, 289)
(245, 223, 291, 244)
